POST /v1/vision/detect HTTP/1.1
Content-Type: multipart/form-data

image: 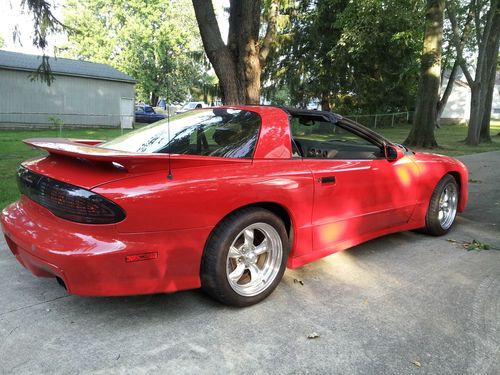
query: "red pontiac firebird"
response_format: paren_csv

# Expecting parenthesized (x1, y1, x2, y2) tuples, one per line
(1, 106, 468, 306)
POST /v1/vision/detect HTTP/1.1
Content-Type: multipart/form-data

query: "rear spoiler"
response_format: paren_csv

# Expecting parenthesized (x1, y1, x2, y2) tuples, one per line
(24, 138, 250, 173)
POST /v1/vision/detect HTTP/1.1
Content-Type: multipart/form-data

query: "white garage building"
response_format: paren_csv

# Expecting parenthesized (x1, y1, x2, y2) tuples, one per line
(0, 50, 135, 128)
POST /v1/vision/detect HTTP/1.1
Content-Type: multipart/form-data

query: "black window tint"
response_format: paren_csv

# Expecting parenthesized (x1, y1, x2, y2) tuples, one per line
(101, 109, 261, 158)
(144, 106, 154, 113)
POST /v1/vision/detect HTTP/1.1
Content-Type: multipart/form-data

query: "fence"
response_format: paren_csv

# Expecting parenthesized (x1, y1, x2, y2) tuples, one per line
(346, 112, 414, 129)
(1, 110, 417, 132)
(0, 111, 127, 130)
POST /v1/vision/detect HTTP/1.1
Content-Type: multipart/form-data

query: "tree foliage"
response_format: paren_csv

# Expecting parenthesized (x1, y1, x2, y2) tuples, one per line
(63, 0, 209, 104)
(264, 0, 424, 114)
(17, 0, 64, 85)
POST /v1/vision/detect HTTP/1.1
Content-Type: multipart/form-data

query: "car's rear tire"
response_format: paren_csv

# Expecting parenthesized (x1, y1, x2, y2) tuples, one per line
(422, 174, 459, 236)
(201, 207, 289, 307)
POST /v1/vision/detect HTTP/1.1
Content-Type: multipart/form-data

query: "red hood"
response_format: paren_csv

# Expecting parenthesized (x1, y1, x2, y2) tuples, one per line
(412, 150, 465, 168)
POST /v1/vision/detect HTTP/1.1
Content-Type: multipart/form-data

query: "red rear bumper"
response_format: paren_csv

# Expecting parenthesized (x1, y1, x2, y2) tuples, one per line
(1, 196, 211, 296)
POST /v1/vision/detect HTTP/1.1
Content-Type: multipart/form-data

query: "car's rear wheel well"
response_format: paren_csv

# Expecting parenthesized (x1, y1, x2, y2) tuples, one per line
(249, 202, 292, 239)
(215, 202, 293, 240)
(448, 171, 461, 193)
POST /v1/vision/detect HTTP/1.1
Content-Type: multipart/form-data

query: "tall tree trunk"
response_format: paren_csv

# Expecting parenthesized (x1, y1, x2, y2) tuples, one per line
(192, 0, 278, 105)
(463, 0, 500, 145)
(405, 0, 444, 148)
(150, 93, 159, 107)
(480, 17, 500, 142)
(228, 0, 262, 104)
(321, 92, 331, 111)
(192, 0, 242, 105)
(479, 68, 495, 142)
(436, 59, 459, 125)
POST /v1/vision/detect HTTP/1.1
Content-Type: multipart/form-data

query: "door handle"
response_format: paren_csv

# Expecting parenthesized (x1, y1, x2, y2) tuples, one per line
(320, 176, 336, 184)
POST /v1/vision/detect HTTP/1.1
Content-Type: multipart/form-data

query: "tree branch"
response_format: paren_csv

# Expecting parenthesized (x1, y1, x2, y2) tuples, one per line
(192, 0, 227, 56)
(447, 1, 475, 85)
(192, 0, 243, 104)
(473, 0, 482, 45)
(259, 0, 279, 67)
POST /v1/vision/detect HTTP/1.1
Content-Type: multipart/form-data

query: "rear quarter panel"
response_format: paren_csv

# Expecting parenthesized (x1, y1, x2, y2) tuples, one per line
(94, 160, 314, 256)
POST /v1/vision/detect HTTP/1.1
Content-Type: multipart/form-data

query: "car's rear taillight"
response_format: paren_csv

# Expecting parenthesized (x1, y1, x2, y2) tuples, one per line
(17, 166, 125, 224)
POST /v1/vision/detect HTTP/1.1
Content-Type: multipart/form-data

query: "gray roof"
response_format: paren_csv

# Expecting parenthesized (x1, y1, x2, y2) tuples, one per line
(0, 50, 135, 83)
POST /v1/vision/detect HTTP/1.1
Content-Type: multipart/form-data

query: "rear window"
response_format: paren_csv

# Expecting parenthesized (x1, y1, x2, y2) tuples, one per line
(101, 109, 261, 158)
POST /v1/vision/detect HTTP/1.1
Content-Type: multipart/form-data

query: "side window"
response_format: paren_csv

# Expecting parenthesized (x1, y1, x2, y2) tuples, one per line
(290, 116, 382, 159)
(135, 106, 144, 113)
(145, 106, 154, 113)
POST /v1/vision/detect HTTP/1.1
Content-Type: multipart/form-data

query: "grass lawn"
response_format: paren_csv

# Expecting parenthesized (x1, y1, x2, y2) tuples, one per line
(0, 127, 133, 209)
(1, 122, 499, 209)
(377, 121, 500, 157)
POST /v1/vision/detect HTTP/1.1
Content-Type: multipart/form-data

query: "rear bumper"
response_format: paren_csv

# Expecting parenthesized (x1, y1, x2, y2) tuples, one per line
(1, 197, 212, 296)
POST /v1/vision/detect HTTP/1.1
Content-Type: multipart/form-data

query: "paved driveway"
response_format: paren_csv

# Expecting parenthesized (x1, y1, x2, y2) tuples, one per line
(1, 151, 499, 374)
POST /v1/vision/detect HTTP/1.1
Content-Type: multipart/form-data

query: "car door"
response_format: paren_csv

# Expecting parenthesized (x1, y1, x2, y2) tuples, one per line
(290, 114, 418, 253)
(135, 106, 146, 123)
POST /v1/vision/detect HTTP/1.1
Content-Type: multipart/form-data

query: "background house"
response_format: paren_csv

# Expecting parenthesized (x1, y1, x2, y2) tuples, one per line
(441, 69, 500, 123)
(0, 50, 135, 128)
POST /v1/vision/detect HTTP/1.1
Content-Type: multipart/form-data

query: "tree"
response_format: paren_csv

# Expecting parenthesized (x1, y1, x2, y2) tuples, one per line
(263, 0, 349, 110)
(264, 0, 423, 114)
(64, 0, 206, 104)
(448, 0, 500, 145)
(0, 33, 4, 47)
(405, 0, 445, 148)
(18, 0, 64, 84)
(192, 0, 280, 105)
(436, 1, 475, 125)
(333, 0, 423, 114)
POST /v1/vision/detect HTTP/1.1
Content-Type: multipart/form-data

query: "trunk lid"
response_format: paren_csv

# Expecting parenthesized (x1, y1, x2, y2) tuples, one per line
(22, 138, 251, 190)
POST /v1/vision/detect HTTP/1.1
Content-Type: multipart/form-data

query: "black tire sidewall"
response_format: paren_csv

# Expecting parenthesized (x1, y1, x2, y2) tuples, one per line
(201, 208, 289, 307)
(425, 175, 459, 236)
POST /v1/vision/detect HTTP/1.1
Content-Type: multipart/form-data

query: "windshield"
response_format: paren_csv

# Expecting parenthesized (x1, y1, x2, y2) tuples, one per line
(100, 109, 261, 158)
(183, 102, 198, 110)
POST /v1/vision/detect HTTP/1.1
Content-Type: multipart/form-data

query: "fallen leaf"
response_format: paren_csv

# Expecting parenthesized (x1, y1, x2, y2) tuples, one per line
(293, 278, 304, 286)
(307, 332, 320, 339)
(468, 179, 482, 183)
(410, 360, 421, 368)
(447, 238, 499, 251)
(464, 239, 491, 251)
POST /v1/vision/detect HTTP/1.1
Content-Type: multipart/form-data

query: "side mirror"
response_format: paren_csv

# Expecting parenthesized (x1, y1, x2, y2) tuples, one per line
(385, 145, 404, 161)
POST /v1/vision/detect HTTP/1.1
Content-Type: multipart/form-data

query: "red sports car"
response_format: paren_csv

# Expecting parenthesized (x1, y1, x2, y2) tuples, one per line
(1, 106, 468, 306)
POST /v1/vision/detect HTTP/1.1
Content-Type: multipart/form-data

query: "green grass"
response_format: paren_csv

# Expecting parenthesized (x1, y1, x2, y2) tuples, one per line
(1, 122, 499, 209)
(376, 121, 500, 157)
(0, 128, 134, 209)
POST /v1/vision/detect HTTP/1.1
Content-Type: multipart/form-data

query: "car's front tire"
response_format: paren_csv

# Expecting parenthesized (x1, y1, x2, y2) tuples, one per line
(201, 207, 289, 307)
(423, 174, 459, 236)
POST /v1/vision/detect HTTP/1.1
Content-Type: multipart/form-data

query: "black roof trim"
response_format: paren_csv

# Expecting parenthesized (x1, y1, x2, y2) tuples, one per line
(278, 106, 392, 148)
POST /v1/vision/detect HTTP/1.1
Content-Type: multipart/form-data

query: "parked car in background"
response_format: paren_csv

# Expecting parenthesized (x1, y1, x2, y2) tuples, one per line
(1, 106, 468, 307)
(175, 101, 208, 114)
(135, 105, 166, 123)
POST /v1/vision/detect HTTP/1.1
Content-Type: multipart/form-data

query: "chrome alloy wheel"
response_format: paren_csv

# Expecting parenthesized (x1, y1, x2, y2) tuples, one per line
(438, 182, 458, 230)
(226, 223, 283, 297)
